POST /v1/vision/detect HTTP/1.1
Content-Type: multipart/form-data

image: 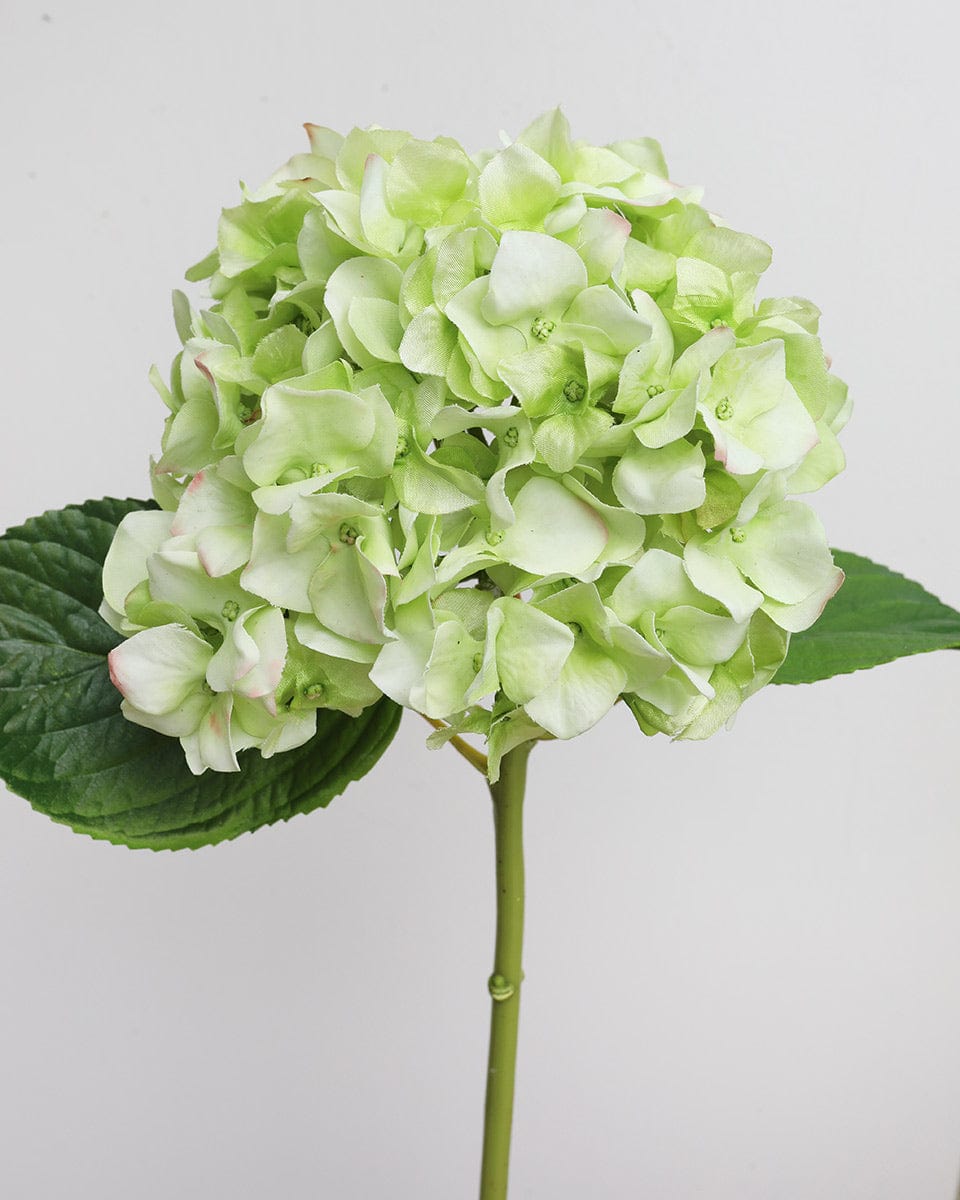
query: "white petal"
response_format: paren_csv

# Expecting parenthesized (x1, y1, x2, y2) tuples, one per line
(108, 624, 211, 715)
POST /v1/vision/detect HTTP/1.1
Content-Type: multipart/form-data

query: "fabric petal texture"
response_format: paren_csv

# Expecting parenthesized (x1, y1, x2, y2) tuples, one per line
(102, 111, 848, 775)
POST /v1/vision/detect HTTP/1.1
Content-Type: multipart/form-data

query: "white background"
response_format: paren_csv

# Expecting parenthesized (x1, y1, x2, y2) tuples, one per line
(2, 2, 960, 1197)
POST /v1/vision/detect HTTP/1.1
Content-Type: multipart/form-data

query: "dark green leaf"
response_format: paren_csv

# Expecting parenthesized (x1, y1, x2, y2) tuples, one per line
(774, 549, 960, 685)
(0, 497, 401, 850)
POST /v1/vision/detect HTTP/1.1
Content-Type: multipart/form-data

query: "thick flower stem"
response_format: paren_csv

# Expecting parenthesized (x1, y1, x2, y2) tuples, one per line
(479, 742, 533, 1200)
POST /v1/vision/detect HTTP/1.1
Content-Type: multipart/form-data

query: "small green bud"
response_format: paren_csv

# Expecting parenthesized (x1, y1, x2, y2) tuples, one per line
(730, 526, 746, 543)
(472, 651, 484, 674)
(645, 383, 665, 398)
(302, 682, 326, 702)
(562, 379, 586, 404)
(339, 523, 359, 545)
(503, 425, 520, 449)
(531, 316, 556, 342)
(711, 317, 727, 329)
(486, 529, 505, 546)
(395, 434, 409, 462)
(715, 397, 734, 421)
(311, 461, 330, 477)
(221, 600, 240, 622)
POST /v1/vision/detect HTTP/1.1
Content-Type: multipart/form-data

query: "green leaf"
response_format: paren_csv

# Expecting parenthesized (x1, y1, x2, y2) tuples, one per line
(774, 549, 960, 685)
(0, 497, 401, 850)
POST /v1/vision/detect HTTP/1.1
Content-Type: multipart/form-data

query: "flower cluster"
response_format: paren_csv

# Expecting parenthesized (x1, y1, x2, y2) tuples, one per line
(102, 110, 848, 777)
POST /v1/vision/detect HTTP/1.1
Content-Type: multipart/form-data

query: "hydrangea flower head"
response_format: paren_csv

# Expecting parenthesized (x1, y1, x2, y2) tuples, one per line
(102, 110, 849, 778)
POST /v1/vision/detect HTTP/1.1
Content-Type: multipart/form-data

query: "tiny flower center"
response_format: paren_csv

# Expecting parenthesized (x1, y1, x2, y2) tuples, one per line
(395, 434, 409, 462)
(311, 461, 330, 478)
(715, 397, 734, 421)
(562, 379, 586, 404)
(485, 529, 505, 546)
(502, 425, 520, 449)
(646, 383, 665, 398)
(531, 316, 556, 342)
(303, 682, 325, 701)
(339, 523, 359, 546)
(568, 621, 583, 637)
(221, 600, 240, 622)
(730, 526, 746, 543)
(711, 317, 728, 329)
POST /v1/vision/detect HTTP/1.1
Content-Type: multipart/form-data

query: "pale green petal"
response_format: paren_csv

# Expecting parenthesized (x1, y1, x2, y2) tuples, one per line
(761, 571, 843, 633)
(336, 126, 411, 191)
(324, 256, 403, 368)
(432, 227, 498, 310)
(621, 239, 676, 293)
(610, 547, 700, 621)
(157, 395, 219, 475)
(297, 207, 356, 283)
(446, 276, 527, 379)
(497, 477, 607, 575)
(108, 624, 211, 715)
(398, 304, 458, 376)
(684, 538, 764, 624)
(393, 437, 486, 515)
(706, 501, 841, 608)
(241, 511, 322, 611)
(659, 606, 747, 667)
(294, 615, 381, 664)
(308, 541, 389, 644)
(386, 138, 472, 225)
(517, 108, 576, 180)
(524, 640, 626, 739)
(420, 618, 484, 719)
(685, 226, 772, 276)
(302, 321, 344, 372)
(613, 440, 706, 515)
(786, 420, 845, 493)
(100, 510, 175, 629)
(170, 460, 255, 577)
(243, 379, 396, 487)
(206, 605, 287, 701)
(635, 382, 699, 449)
(493, 596, 574, 704)
(359, 154, 407, 255)
(533, 408, 609, 473)
(669, 326, 736, 389)
(561, 286, 650, 357)
(703, 342, 818, 475)
(486, 707, 545, 783)
(120, 692, 210, 740)
(254, 706, 318, 757)
(181, 692, 241, 774)
(568, 208, 631, 285)
(479, 143, 561, 229)
(560, 478, 647, 566)
(606, 620, 673, 694)
(348, 295, 404, 363)
(481, 231, 587, 327)
(369, 597, 434, 707)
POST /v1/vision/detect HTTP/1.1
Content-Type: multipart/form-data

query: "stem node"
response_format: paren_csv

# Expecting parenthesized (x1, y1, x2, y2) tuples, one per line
(478, 741, 533, 1200)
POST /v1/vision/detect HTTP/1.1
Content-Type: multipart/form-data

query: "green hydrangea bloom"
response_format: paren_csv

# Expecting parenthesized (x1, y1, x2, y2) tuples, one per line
(102, 111, 847, 777)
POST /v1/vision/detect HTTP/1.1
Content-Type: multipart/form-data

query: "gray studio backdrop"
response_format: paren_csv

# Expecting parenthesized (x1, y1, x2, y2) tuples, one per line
(2, 2, 959, 1197)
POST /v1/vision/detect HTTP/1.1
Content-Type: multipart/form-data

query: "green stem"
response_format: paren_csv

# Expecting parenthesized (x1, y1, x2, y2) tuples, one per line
(479, 742, 533, 1200)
